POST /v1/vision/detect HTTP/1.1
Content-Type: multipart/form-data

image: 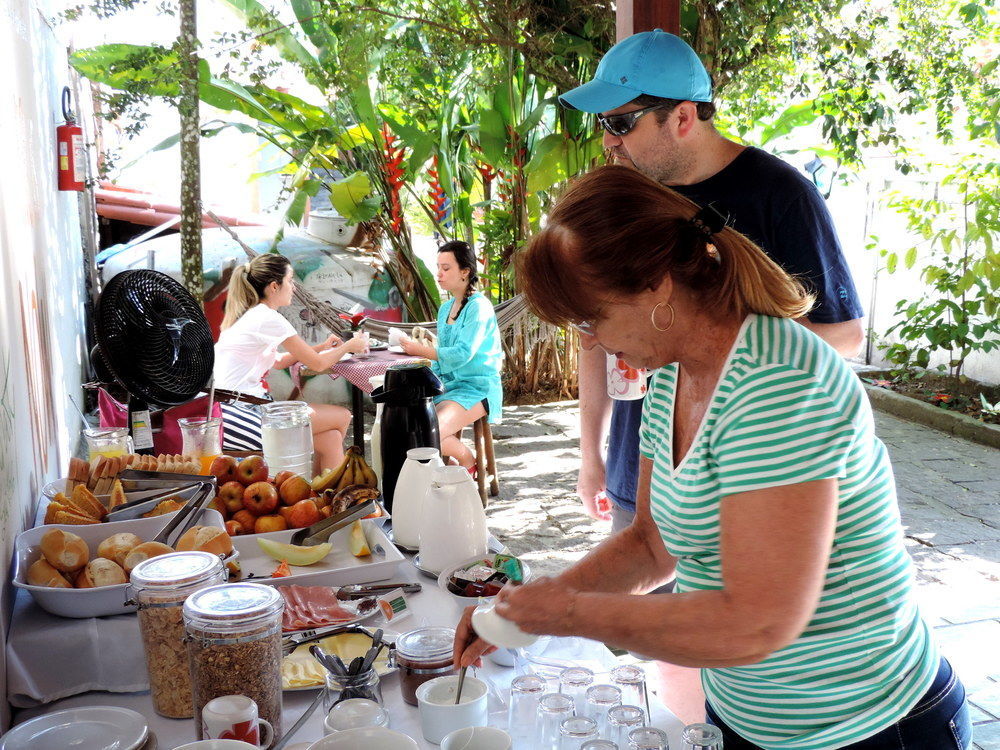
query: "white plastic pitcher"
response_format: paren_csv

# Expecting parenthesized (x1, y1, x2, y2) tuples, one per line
(391, 447, 445, 549)
(417, 466, 489, 575)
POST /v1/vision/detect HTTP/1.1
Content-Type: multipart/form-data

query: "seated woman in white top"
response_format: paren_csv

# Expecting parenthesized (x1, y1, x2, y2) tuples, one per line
(214, 254, 368, 473)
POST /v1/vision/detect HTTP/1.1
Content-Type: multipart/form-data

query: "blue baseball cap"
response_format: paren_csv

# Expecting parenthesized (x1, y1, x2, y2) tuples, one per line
(559, 29, 713, 113)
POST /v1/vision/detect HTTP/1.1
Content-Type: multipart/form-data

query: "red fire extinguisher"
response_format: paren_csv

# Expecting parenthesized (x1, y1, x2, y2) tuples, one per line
(56, 87, 85, 191)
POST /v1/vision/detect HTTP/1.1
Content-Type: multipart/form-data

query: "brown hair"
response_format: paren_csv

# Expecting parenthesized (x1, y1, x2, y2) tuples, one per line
(631, 94, 716, 123)
(221, 254, 292, 329)
(516, 165, 813, 326)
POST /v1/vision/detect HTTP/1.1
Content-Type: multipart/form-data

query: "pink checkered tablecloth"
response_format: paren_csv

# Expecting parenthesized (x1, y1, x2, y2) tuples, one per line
(292, 350, 425, 393)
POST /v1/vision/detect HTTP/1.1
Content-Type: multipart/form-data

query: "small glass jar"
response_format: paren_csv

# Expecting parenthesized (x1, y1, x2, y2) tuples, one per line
(682, 722, 724, 750)
(178, 417, 223, 475)
(324, 668, 383, 712)
(131, 552, 227, 718)
(183, 583, 284, 740)
(393, 626, 458, 706)
(84, 427, 133, 460)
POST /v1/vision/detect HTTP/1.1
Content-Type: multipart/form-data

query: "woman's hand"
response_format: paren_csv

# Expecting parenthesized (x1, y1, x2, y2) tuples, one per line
(493, 577, 581, 637)
(453, 605, 496, 669)
(319, 333, 343, 350)
(344, 333, 369, 355)
(399, 335, 423, 356)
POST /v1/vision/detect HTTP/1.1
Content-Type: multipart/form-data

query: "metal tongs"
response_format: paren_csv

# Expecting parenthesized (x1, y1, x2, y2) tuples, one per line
(289, 498, 380, 546)
(149, 482, 217, 547)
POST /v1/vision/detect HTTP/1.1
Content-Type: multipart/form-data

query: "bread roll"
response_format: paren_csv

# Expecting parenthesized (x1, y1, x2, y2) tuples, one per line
(40, 528, 90, 572)
(75, 558, 127, 588)
(176, 526, 233, 557)
(122, 541, 174, 574)
(97, 532, 143, 568)
(27, 558, 72, 588)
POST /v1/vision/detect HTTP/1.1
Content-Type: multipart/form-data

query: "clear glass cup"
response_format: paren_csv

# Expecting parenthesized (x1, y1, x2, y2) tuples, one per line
(582, 742, 619, 750)
(608, 705, 646, 748)
(178, 417, 222, 474)
(585, 684, 623, 737)
(84, 427, 133, 460)
(323, 670, 384, 712)
(681, 722, 724, 749)
(627, 726, 670, 750)
(260, 401, 314, 478)
(508, 674, 546, 750)
(559, 666, 595, 716)
(610, 665, 647, 720)
(559, 716, 599, 749)
(537, 692, 575, 750)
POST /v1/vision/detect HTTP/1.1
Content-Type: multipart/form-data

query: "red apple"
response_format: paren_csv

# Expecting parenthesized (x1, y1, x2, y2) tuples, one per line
(273, 470, 296, 488)
(219, 481, 246, 515)
(243, 481, 279, 516)
(287, 498, 321, 529)
(237, 455, 269, 486)
(279, 476, 313, 506)
(207, 496, 229, 519)
(279, 505, 295, 524)
(232, 509, 257, 534)
(225, 520, 245, 536)
(254, 514, 288, 534)
(209, 455, 239, 485)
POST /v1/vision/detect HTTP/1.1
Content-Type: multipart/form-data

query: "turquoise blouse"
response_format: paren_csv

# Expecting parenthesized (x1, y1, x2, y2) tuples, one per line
(432, 292, 503, 424)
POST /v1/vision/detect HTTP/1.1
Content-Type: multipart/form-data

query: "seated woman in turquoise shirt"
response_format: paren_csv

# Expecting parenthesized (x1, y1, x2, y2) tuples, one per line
(400, 241, 503, 470)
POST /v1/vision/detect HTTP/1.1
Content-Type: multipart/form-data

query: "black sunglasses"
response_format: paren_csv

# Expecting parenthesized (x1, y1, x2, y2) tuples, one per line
(596, 104, 666, 137)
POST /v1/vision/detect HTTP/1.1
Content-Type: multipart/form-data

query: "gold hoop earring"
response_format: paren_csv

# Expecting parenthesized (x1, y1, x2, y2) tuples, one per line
(651, 302, 674, 332)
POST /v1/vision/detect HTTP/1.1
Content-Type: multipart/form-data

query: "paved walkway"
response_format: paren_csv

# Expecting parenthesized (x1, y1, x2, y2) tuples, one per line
(482, 402, 1000, 749)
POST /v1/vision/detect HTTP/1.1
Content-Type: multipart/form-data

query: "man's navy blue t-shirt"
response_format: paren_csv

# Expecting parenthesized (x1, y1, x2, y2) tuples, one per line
(605, 146, 864, 512)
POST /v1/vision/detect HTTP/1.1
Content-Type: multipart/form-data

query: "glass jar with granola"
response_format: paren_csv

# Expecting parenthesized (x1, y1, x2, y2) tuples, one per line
(131, 551, 227, 718)
(183, 582, 284, 743)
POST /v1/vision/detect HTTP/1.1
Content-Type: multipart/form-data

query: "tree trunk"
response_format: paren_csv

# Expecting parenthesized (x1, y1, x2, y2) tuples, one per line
(178, 0, 203, 304)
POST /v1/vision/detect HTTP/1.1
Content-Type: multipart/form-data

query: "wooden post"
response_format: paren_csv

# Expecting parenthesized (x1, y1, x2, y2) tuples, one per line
(178, 0, 203, 305)
(616, 0, 681, 41)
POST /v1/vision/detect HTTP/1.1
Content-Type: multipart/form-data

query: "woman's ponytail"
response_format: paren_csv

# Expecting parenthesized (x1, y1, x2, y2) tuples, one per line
(221, 255, 292, 330)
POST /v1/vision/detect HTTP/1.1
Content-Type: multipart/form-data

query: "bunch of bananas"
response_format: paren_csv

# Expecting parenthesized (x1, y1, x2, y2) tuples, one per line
(311, 446, 378, 494)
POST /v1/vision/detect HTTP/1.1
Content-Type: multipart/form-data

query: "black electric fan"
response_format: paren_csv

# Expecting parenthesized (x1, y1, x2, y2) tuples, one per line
(94, 269, 214, 452)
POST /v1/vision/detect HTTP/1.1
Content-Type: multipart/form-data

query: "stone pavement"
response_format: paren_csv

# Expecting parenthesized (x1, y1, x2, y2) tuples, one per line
(481, 401, 1000, 749)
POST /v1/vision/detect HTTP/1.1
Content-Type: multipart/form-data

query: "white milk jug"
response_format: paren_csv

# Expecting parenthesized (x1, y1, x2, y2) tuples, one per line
(417, 466, 490, 575)
(391, 447, 445, 550)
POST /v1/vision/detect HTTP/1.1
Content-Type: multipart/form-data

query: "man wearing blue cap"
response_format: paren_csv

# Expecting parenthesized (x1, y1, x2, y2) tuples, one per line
(560, 29, 865, 724)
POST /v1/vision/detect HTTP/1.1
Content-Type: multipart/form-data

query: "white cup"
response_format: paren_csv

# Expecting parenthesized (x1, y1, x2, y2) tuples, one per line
(416, 675, 489, 744)
(387, 327, 405, 347)
(175, 742, 259, 750)
(471, 602, 538, 649)
(201, 695, 274, 748)
(606, 352, 648, 400)
(441, 726, 512, 750)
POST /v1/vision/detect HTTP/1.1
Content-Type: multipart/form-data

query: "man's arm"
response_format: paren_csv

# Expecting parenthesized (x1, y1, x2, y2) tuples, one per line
(796, 317, 865, 358)
(578, 345, 613, 520)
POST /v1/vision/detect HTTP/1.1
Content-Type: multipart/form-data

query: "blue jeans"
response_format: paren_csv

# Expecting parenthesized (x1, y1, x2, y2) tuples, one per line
(705, 658, 972, 749)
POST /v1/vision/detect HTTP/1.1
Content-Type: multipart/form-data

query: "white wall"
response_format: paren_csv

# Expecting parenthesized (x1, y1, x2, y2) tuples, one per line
(0, 0, 89, 728)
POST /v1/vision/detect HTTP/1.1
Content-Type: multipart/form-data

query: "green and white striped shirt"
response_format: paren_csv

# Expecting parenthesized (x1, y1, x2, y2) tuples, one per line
(639, 315, 938, 749)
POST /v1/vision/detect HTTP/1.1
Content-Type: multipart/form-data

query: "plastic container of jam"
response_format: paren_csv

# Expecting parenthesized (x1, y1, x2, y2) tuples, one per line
(393, 626, 458, 706)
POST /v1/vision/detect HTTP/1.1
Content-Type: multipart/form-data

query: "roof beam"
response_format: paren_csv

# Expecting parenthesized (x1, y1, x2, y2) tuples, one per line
(616, 0, 680, 41)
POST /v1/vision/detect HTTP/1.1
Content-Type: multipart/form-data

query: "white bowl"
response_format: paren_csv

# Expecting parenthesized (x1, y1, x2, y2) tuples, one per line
(12, 509, 227, 618)
(308, 727, 418, 749)
(437, 554, 532, 603)
(441, 726, 512, 750)
(175, 741, 258, 750)
(416, 675, 489, 744)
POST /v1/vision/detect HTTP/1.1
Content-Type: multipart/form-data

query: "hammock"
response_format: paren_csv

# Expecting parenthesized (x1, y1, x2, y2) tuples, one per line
(360, 295, 531, 339)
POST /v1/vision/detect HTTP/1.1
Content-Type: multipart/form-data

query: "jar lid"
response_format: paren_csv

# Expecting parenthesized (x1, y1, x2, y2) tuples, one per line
(183, 582, 283, 622)
(130, 551, 223, 589)
(395, 626, 455, 660)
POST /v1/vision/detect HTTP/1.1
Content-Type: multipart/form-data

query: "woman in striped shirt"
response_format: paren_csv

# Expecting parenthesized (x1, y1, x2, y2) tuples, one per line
(454, 166, 970, 749)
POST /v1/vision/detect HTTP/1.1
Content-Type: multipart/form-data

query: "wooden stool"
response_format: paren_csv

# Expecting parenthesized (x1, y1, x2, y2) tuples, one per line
(472, 415, 500, 506)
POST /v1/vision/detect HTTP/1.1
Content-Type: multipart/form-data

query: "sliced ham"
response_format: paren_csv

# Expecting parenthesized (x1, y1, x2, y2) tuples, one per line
(279, 585, 357, 631)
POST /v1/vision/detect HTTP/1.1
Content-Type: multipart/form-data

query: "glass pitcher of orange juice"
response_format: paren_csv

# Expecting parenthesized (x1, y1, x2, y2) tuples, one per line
(84, 427, 134, 460)
(178, 417, 223, 474)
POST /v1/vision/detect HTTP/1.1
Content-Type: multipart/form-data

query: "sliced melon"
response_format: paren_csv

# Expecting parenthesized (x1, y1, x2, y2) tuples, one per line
(257, 538, 333, 566)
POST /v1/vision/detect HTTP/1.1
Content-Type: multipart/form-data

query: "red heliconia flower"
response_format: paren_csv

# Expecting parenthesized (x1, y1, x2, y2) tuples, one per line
(381, 123, 406, 234)
(427, 154, 448, 223)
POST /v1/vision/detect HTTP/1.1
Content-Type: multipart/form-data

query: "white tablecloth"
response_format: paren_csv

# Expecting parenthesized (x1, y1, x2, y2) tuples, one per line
(8, 557, 683, 749)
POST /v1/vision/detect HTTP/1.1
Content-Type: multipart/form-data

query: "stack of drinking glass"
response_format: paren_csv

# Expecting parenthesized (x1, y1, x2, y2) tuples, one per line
(507, 663, 724, 749)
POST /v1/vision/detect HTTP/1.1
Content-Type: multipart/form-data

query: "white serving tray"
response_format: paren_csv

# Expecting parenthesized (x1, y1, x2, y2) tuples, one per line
(12, 509, 226, 619)
(232, 520, 403, 587)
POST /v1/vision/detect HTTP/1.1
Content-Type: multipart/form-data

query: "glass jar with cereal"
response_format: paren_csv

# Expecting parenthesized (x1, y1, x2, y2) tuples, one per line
(183, 582, 284, 741)
(130, 551, 227, 718)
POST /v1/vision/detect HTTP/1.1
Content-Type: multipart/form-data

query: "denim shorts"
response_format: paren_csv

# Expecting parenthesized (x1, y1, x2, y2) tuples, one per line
(705, 657, 972, 749)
